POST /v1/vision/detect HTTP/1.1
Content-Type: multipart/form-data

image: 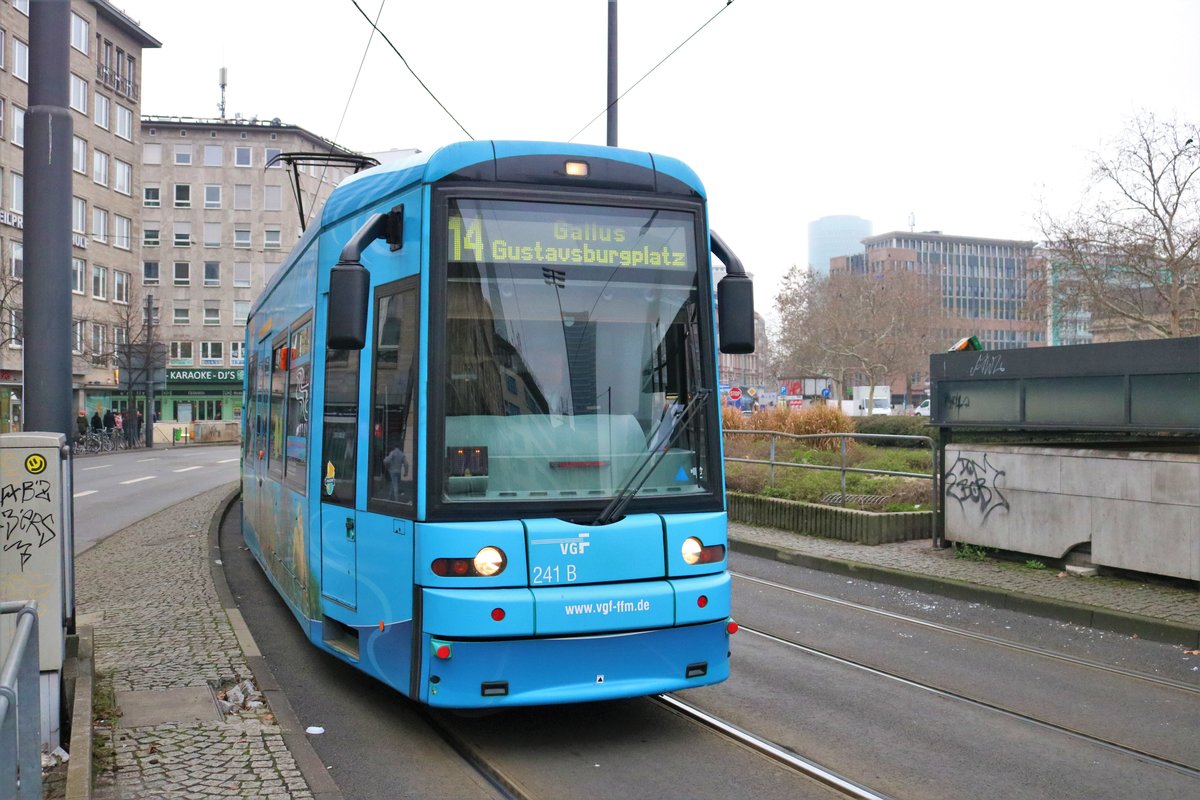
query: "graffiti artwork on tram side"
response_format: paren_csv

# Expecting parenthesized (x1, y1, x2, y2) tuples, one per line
(1, 479, 57, 570)
(945, 454, 1010, 521)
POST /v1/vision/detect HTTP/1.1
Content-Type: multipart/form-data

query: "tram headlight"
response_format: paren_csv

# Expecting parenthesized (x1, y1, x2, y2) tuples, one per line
(473, 546, 507, 577)
(681, 537, 726, 566)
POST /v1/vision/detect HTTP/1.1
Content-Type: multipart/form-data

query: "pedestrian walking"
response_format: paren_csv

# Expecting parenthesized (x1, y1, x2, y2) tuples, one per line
(91, 410, 103, 432)
(76, 410, 89, 438)
(103, 408, 116, 434)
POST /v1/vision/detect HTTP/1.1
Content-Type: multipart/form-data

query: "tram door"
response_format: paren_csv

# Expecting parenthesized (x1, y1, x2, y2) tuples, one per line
(249, 336, 272, 542)
(319, 348, 361, 610)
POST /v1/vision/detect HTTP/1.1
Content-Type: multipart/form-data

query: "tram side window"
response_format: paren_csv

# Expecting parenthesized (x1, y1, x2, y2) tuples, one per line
(369, 283, 419, 510)
(321, 347, 359, 507)
(283, 321, 311, 492)
(267, 338, 287, 478)
(244, 352, 257, 462)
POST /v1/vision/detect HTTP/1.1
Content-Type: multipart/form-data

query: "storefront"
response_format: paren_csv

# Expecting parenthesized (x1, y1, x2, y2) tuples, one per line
(160, 368, 244, 423)
(0, 369, 20, 433)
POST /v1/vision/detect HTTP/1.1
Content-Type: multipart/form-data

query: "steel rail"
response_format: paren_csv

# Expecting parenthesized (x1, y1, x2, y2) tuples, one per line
(741, 624, 1200, 779)
(654, 694, 894, 800)
(731, 571, 1200, 695)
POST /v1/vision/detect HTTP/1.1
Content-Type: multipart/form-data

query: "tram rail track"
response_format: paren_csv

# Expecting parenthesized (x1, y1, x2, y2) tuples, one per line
(739, 622, 1200, 780)
(653, 694, 894, 800)
(731, 570, 1200, 695)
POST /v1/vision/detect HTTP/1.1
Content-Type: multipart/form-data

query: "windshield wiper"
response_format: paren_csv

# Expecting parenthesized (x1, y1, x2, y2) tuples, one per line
(592, 388, 711, 527)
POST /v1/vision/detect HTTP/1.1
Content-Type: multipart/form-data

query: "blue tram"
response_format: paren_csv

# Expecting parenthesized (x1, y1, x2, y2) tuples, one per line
(241, 141, 755, 707)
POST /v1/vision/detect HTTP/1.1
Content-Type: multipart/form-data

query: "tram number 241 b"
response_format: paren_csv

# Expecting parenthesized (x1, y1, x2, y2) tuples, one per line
(532, 564, 578, 584)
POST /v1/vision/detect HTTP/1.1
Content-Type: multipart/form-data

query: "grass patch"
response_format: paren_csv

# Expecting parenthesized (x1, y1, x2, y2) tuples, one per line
(954, 543, 992, 562)
(92, 672, 119, 775)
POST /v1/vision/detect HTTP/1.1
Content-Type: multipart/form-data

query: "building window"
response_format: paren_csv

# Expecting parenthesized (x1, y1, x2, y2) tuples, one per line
(173, 222, 191, 247)
(73, 320, 84, 354)
(204, 261, 220, 286)
(143, 143, 162, 164)
(0, 30, 5, 72)
(115, 105, 133, 140)
(174, 145, 192, 166)
(14, 1, 29, 16)
(204, 184, 221, 209)
(12, 106, 23, 147)
(92, 265, 107, 299)
(73, 136, 87, 173)
(265, 147, 282, 168)
(143, 260, 159, 285)
(235, 146, 251, 167)
(72, 197, 87, 234)
(173, 304, 190, 325)
(94, 93, 110, 129)
(234, 184, 251, 210)
(92, 150, 109, 186)
(10, 173, 22, 213)
(203, 303, 220, 325)
(7, 310, 22, 349)
(201, 341, 224, 366)
(264, 229, 281, 249)
(14, 39, 28, 82)
(91, 207, 107, 243)
(9, 241, 22, 280)
(233, 261, 251, 288)
(70, 13, 90, 54)
(114, 270, 129, 304)
(142, 227, 160, 247)
(234, 227, 251, 248)
(264, 185, 283, 211)
(203, 144, 222, 166)
(170, 341, 193, 365)
(203, 222, 221, 248)
(233, 301, 250, 325)
(90, 324, 106, 365)
(143, 185, 160, 207)
(68, 72, 88, 111)
(72, 258, 85, 294)
(173, 261, 190, 285)
(114, 160, 132, 195)
(230, 341, 244, 366)
(114, 215, 131, 250)
(174, 184, 191, 208)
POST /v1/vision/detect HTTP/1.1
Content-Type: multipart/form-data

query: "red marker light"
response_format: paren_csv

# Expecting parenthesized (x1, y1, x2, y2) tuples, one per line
(697, 595, 708, 608)
(726, 621, 739, 635)
(435, 644, 451, 659)
(491, 608, 505, 622)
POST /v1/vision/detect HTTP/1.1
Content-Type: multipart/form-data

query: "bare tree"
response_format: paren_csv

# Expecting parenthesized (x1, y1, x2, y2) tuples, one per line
(1038, 113, 1199, 340)
(0, 267, 20, 350)
(773, 266, 940, 404)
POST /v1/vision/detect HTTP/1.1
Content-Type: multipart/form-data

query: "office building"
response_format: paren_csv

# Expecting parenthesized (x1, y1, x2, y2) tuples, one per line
(0, 0, 160, 432)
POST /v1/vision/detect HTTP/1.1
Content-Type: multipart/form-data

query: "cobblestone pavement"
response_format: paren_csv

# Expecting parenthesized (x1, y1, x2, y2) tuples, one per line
(729, 522, 1200, 630)
(74, 482, 315, 800)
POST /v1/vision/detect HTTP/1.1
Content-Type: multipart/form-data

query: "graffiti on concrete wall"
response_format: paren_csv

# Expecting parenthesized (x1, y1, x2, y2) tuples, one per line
(945, 454, 1009, 521)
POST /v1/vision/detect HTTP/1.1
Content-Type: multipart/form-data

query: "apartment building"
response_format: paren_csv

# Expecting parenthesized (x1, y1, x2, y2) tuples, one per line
(137, 116, 360, 423)
(0, 0, 158, 432)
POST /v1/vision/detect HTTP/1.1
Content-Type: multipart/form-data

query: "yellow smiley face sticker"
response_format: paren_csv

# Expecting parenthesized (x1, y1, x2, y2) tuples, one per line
(25, 454, 47, 475)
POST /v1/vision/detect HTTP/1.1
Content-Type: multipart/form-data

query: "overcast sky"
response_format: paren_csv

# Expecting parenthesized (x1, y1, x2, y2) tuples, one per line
(114, 0, 1200, 315)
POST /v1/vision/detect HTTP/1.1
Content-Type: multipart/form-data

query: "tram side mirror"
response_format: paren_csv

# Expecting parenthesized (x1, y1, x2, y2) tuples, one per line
(327, 262, 370, 350)
(717, 273, 755, 354)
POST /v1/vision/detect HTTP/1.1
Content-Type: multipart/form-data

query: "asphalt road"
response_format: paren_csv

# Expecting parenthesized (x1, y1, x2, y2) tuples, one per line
(71, 443, 241, 552)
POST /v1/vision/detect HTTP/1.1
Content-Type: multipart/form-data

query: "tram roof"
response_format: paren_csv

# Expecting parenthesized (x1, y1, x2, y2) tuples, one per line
(320, 140, 706, 226)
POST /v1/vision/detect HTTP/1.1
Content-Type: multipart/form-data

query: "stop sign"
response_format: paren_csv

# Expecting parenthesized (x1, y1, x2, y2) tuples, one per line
(729, 387, 742, 400)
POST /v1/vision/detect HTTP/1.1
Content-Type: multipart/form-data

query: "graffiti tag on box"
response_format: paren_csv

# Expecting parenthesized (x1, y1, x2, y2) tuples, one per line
(945, 454, 1009, 521)
(1, 479, 57, 571)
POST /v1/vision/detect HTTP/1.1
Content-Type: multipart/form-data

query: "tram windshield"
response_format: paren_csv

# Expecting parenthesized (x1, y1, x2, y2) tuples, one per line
(436, 197, 714, 510)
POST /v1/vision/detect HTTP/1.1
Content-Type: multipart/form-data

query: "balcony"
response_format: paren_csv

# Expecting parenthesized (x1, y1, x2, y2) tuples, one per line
(95, 63, 140, 103)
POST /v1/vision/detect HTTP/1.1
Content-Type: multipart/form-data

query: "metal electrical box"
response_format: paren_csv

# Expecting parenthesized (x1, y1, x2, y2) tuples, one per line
(0, 432, 68, 671)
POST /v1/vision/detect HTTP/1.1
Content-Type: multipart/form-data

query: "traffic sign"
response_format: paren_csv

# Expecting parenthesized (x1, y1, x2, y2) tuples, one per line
(821, 387, 831, 399)
(779, 385, 787, 396)
(729, 387, 742, 401)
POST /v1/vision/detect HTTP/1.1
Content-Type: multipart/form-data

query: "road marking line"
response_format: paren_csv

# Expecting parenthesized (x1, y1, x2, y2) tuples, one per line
(120, 476, 156, 485)
(73, 490, 98, 498)
(174, 466, 203, 473)
(217, 459, 238, 464)
(136, 458, 159, 462)
(82, 465, 112, 471)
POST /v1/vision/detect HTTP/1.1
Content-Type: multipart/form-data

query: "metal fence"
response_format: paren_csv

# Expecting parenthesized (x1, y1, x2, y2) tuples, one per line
(723, 430, 939, 543)
(0, 600, 42, 800)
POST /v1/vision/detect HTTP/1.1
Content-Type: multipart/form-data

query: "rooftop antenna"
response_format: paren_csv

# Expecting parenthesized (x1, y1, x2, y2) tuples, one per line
(908, 211, 915, 232)
(218, 67, 227, 120)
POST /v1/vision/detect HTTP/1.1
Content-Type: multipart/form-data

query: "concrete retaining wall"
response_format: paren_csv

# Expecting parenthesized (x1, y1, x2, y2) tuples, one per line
(944, 445, 1200, 580)
(727, 492, 931, 545)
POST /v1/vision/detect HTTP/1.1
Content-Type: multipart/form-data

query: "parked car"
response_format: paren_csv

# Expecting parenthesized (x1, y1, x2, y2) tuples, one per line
(913, 398, 931, 417)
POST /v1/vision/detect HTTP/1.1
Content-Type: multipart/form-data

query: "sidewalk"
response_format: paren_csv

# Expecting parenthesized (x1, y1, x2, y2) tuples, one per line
(59, 487, 1199, 798)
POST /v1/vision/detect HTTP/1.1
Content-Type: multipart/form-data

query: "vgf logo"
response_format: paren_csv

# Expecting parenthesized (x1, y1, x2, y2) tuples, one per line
(533, 531, 591, 555)
(560, 539, 590, 555)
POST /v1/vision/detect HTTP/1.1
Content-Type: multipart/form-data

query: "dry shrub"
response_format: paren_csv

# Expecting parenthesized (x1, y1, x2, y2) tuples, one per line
(721, 405, 748, 431)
